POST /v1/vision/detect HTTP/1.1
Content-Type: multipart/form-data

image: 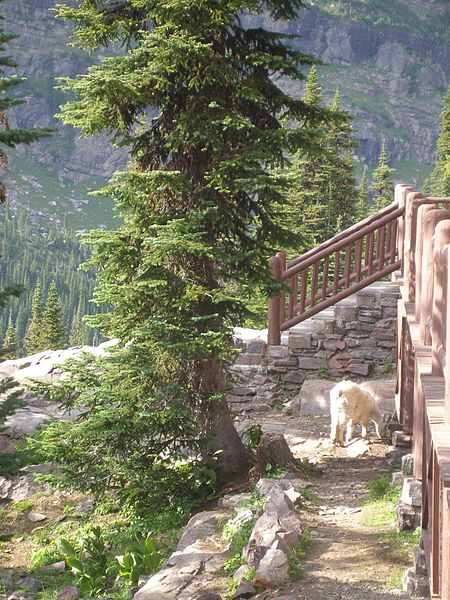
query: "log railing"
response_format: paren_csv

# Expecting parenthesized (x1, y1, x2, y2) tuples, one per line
(394, 185, 450, 600)
(267, 183, 450, 598)
(268, 200, 404, 345)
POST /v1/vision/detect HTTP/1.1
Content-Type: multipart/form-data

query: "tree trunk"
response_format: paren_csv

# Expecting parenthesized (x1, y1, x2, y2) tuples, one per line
(200, 360, 249, 487)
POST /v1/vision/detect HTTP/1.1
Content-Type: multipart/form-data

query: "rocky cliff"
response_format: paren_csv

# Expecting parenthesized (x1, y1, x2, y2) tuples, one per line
(3, 0, 450, 199)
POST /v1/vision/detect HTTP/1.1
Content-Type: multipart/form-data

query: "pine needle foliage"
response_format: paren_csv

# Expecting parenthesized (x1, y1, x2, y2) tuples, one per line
(2, 310, 17, 358)
(284, 77, 358, 250)
(370, 140, 395, 211)
(425, 85, 450, 196)
(40, 281, 67, 351)
(355, 166, 369, 221)
(33, 0, 330, 513)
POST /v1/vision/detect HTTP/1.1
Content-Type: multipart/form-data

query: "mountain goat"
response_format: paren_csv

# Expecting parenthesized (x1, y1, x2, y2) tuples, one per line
(329, 380, 390, 446)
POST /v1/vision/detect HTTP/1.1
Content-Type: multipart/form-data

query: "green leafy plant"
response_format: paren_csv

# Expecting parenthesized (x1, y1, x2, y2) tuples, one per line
(263, 463, 287, 479)
(110, 535, 163, 586)
(60, 527, 111, 596)
(288, 526, 312, 580)
(316, 366, 330, 380)
(243, 424, 263, 451)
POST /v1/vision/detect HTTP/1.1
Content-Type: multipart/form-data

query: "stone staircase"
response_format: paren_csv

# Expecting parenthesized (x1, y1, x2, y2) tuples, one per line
(226, 280, 400, 412)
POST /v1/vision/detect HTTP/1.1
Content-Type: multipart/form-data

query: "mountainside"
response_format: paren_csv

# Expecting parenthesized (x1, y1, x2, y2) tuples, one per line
(1, 0, 450, 225)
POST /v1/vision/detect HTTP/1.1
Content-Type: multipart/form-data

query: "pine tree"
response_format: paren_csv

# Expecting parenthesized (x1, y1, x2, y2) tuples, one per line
(284, 78, 358, 249)
(0, 0, 53, 202)
(32, 0, 329, 514)
(370, 140, 395, 211)
(2, 310, 17, 358)
(69, 303, 84, 347)
(40, 282, 67, 350)
(24, 282, 43, 354)
(425, 85, 450, 196)
(355, 166, 370, 221)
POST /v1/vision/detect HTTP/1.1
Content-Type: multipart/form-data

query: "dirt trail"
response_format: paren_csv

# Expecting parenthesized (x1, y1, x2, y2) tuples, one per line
(237, 411, 421, 600)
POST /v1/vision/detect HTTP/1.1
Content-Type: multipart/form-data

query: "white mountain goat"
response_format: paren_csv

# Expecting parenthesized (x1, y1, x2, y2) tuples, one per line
(329, 380, 390, 446)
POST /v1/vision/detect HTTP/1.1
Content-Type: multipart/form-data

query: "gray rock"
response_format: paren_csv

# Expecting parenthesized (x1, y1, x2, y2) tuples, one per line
(402, 453, 413, 476)
(17, 578, 43, 593)
(397, 501, 420, 531)
(402, 478, 422, 507)
(40, 561, 66, 573)
(74, 499, 95, 514)
(345, 438, 369, 458)
(176, 510, 229, 552)
(56, 587, 80, 600)
(413, 547, 428, 577)
(232, 580, 256, 598)
(253, 544, 289, 587)
(27, 511, 47, 522)
(192, 593, 222, 600)
(294, 379, 335, 415)
(217, 493, 251, 509)
(391, 471, 404, 487)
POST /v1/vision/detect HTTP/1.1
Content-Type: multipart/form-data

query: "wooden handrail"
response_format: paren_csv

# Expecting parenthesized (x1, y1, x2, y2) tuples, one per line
(283, 206, 404, 280)
(287, 201, 400, 269)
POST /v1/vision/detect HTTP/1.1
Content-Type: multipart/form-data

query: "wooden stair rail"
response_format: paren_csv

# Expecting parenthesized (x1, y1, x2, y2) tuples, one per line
(268, 200, 405, 345)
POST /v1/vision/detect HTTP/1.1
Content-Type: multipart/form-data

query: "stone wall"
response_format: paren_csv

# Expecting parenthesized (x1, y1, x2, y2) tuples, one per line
(226, 282, 399, 412)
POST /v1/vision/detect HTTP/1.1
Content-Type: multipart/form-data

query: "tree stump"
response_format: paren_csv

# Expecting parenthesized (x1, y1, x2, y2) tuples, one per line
(255, 432, 296, 476)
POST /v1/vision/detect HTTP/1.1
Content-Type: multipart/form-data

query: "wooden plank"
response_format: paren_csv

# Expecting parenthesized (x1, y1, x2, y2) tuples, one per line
(322, 256, 329, 302)
(310, 263, 319, 308)
(281, 260, 401, 330)
(287, 273, 298, 320)
(379, 225, 386, 270)
(355, 238, 362, 281)
(299, 269, 307, 314)
(344, 244, 352, 288)
(333, 251, 340, 295)
(430, 452, 440, 597)
(443, 488, 450, 600)
(367, 231, 374, 275)
(390, 218, 398, 263)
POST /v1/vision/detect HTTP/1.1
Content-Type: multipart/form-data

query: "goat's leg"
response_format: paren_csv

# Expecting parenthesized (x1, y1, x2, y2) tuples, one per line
(336, 423, 345, 446)
(361, 421, 368, 439)
(345, 420, 354, 443)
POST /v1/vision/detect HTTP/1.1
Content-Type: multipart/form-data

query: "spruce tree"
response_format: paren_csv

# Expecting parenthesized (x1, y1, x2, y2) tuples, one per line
(0, 0, 53, 202)
(285, 78, 357, 248)
(355, 166, 370, 221)
(2, 310, 16, 358)
(425, 85, 450, 196)
(24, 282, 43, 354)
(40, 282, 67, 350)
(32, 0, 329, 513)
(370, 140, 395, 211)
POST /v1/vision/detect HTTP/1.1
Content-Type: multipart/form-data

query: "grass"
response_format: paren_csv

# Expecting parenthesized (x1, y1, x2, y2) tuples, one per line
(288, 525, 312, 581)
(360, 473, 420, 590)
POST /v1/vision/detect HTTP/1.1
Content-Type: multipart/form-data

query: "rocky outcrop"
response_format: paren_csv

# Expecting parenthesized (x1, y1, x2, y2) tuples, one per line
(2, 0, 449, 191)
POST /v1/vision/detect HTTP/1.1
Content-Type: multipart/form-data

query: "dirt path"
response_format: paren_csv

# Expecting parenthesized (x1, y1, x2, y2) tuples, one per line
(237, 411, 422, 600)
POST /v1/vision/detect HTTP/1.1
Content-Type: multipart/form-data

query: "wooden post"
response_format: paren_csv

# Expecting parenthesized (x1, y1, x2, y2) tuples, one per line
(395, 184, 413, 274)
(432, 221, 450, 375)
(445, 246, 450, 425)
(421, 209, 450, 344)
(403, 191, 424, 302)
(268, 254, 282, 346)
(277, 251, 287, 325)
(443, 489, 450, 600)
(415, 204, 436, 325)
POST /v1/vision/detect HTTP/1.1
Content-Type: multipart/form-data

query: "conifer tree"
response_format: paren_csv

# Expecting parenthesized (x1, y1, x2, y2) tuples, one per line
(32, 0, 329, 512)
(0, 0, 53, 202)
(355, 166, 370, 221)
(425, 85, 450, 196)
(284, 78, 357, 249)
(2, 310, 17, 358)
(69, 303, 84, 347)
(40, 282, 67, 350)
(370, 140, 395, 211)
(24, 282, 43, 354)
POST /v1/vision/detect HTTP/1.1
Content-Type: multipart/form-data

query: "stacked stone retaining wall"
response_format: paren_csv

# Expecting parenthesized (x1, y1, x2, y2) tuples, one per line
(226, 282, 400, 412)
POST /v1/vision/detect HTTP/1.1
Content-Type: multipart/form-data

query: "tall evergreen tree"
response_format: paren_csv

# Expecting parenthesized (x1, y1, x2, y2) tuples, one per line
(355, 166, 370, 221)
(0, 0, 53, 202)
(32, 0, 329, 513)
(2, 310, 16, 358)
(425, 85, 450, 196)
(24, 282, 43, 354)
(370, 140, 395, 211)
(40, 282, 67, 350)
(284, 78, 358, 249)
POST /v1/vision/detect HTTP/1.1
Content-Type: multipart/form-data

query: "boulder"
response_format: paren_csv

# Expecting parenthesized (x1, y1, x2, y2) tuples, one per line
(255, 433, 296, 476)
(253, 544, 289, 587)
(401, 478, 422, 507)
(176, 511, 229, 552)
(56, 587, 80, 600)
(292, 379, 335, 415)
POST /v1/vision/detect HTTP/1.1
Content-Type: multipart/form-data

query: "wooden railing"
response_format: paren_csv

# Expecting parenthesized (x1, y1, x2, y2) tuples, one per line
(395, 184, 450, 600)
(267, 199, 405, 345)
